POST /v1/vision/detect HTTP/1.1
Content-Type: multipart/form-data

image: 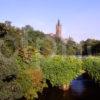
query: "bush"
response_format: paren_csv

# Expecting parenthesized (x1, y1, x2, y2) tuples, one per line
(18, 46, 42, 67)
(83, 56, 100, 82)
(0, 39, 15, 58)
(16, 67, 43, 100)
(16, 46, 44, 99)
(0, 58, 22, 100)
(24, 68, 44, 99)
(41, 56, 83, 87)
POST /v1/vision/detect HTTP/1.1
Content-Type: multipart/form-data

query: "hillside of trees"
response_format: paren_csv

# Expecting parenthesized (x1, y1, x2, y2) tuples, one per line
(0, 21, 100, 100)
(0, 21, 100, 56)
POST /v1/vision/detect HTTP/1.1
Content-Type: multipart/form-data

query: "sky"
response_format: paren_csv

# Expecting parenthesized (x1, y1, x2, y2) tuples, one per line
(0, 0, 100, 42)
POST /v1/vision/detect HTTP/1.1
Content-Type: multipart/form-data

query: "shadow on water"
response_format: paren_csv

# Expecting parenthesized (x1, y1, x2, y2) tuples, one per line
(36, 73, 100, 100)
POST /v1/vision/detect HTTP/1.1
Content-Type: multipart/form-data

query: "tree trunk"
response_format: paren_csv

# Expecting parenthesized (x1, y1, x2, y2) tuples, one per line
(59, 84, 69, 91)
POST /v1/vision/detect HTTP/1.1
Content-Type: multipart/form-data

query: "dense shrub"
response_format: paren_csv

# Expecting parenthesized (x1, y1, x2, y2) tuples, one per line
(0, 39, 15, 58)
(16, 46, 44, 99)
(0, 58, 22, 100)
(83, 56, 100, 82)
(41, 56, 83, 87)
(24, 68, 44, 99)
(16, 67, 43, 100)
(18, 46, 42, 67)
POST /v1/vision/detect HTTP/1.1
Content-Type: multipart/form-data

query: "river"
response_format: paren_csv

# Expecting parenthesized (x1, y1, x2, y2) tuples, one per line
(36, 73, 100, 100)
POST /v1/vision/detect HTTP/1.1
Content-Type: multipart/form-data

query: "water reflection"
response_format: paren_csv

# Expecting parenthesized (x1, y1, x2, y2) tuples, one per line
(71, 79, 85, 95)
(36, 73, 100, 100)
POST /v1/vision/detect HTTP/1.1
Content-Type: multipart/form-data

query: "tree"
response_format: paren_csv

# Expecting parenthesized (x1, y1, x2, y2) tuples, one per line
(16, 46, 44, 99)
(21, 26, 45, 49)
(39, 37, 55, 56)
(66, 37, 78, 55)
(0, 22, 44, 100)
(0, 39, 15, 58)
(92, 41, 100, 55)
(54, 37, 66, 55)
(0, 23, 8, 38)
(80, 39, 100, 55)
(0, 57, 22, 100)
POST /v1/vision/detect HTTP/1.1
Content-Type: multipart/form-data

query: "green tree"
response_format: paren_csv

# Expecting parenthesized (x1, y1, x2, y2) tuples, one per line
(16, 46, 44, 99)
(80, 39, 100, 55)
(66, 37, 78, 55)
(0, 23, 8, 38)
(0, 57, 22, 100)
(39, 37, 55, 56)
(54, 37, 66, 55)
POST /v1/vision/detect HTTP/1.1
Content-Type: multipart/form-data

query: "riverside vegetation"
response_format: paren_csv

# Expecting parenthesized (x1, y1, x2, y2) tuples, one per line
(83, 56, 100, 83)
(0, 21, 100, 100)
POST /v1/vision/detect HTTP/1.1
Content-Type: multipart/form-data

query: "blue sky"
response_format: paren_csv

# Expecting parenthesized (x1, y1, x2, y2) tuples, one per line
(0, 0, 100, 42)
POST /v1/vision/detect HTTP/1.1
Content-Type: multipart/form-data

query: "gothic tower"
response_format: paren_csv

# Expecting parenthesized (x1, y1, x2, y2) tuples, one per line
(56, 20, 62, 38)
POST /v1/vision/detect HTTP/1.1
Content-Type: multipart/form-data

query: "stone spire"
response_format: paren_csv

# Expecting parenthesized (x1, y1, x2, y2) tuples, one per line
(56, 20, 62, 38)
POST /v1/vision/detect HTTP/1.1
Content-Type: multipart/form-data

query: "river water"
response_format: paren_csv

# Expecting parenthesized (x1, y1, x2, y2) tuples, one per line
(36, 73, 100, 100)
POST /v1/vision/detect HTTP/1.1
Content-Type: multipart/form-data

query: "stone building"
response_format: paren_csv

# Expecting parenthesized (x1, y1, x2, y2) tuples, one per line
(55, 19, 62, 38)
